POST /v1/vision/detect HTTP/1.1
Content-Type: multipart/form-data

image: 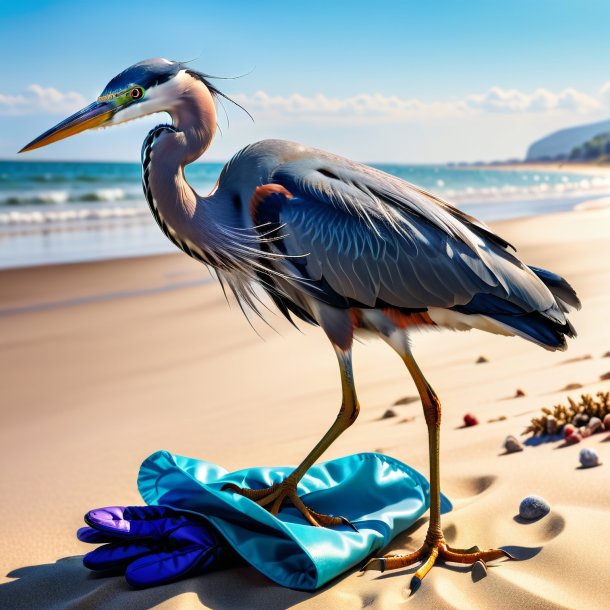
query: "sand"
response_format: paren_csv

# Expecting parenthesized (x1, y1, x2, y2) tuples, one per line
(1, 206, 609, 609)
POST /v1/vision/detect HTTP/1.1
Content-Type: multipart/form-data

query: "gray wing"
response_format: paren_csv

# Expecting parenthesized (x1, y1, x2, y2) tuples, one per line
(255, 151, 565, 323)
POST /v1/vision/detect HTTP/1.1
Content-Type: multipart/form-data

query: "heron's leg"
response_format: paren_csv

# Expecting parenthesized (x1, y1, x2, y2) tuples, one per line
(361, 350, 511, 593)
(223, 346, 360, 529)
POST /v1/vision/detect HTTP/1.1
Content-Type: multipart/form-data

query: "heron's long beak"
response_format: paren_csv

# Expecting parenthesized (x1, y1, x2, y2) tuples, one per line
(19, 100, 115, 153)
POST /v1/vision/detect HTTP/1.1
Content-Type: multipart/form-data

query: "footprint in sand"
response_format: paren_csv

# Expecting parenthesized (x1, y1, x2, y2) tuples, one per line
(442, 475, 496, 502)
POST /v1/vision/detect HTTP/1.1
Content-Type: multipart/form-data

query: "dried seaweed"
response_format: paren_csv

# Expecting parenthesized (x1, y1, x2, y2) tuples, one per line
(522, 392, 610, 437)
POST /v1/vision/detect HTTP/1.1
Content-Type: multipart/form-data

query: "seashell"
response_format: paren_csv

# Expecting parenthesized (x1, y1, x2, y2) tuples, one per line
(519, 495, 550, 520)
(503, 435, 523, 453)
(476, 356, 488, 364)
(579, 448, 600, 468)
(515, 389, 526, 398)
(587, 416, 603, 434)
(604, 413, 610, 430)
(463, 413, 478, 427)
(381, 409, 397, 419)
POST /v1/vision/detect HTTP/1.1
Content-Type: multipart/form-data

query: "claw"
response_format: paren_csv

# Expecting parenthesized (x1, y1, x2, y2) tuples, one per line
(221, 481, 355, 530)
(408, 575, 422, 595)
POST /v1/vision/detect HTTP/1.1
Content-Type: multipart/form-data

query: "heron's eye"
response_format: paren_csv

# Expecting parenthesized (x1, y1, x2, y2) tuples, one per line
(130, 87, 144, 100)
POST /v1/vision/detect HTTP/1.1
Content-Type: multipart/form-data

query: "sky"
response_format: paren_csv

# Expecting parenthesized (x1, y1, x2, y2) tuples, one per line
(2, 0, 610, 163)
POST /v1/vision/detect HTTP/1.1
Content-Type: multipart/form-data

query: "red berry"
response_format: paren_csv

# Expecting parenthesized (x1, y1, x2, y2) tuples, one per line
(463, 413, 478, 427)
(565, 432, 582, 445)
(563, 424, 576, 439)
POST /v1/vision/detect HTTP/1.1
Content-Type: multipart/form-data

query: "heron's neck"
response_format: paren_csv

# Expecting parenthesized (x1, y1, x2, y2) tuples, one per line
(142, 83, 243, 268)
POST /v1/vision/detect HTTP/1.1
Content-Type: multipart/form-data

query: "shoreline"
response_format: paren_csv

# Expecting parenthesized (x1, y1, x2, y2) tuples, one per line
(468, 161, 610, 174)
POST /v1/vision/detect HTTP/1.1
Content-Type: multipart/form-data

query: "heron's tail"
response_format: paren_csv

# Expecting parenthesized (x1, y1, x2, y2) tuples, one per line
(453, 266, 580, 351)
(528, 266, 581, 313)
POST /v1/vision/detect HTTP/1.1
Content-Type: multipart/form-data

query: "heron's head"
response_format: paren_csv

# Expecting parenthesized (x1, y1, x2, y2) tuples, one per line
(20, 58, 235, 153)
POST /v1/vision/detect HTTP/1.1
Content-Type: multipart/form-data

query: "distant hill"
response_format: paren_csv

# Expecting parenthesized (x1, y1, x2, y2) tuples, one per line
(526, 118, 610, 161)
(568, 132, 610, 162)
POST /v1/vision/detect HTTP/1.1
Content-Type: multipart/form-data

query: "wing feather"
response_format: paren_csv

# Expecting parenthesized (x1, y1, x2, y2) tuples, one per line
(250, 150, 564, 322)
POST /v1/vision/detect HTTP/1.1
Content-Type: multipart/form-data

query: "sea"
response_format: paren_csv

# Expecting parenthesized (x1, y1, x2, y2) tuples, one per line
(1, 160, 609, 269)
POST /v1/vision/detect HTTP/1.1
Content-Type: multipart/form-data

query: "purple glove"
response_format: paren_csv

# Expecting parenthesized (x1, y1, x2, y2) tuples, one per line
(77, 505, 234, 588)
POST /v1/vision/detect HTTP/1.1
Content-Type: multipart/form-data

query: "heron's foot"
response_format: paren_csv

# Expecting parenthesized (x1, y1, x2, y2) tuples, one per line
(360, 531, 513, 594)
(222, 480, 357, 531)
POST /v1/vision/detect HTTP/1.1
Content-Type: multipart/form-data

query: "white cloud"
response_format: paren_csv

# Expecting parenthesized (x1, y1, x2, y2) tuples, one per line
(0, 84, 87, 116)
(234, 84, 606, 124)
(2, 81, 608, 125)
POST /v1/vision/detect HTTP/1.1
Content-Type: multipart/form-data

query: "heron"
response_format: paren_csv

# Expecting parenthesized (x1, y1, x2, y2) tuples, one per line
(21, 58, 580, 591)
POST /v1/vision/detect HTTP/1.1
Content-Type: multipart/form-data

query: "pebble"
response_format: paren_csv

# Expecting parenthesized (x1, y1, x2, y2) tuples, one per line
(579, 448, 600, 468)
(476, 356, 488, 364)
(519, 495, 550, 520)
(463, 413, 479, 427)
(503, 435, 523, 453)
(572, 413, 590, 428)
(587, 416, 603, 434)
(381, 409, 397, 419)
(604, 413, 610, 430)
(393, 396, 419, 406)
(562, 382, 583, 391)
(514, 388, 526, 398)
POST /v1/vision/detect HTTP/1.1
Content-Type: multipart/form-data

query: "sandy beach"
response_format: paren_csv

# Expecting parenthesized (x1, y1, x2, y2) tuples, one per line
(1, 204, 609, 609)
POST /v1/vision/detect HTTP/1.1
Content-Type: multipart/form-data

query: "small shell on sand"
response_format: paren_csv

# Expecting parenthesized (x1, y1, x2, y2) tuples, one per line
(579, 448, 600, 468)
(515, 389, 526, 398)
(381, 409, 397, 420)
(519, 495, 550, 520)
(463, 413, 478, 426)
(503, 435, 523, 453)
(476, 356, 488, 364)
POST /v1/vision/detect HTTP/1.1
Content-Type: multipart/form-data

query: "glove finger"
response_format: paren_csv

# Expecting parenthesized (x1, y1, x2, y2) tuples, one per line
(86, 505, 189, 540)
(77, 526, 115, 544)
(83, 541, 154, 572)
(125, 546, 219, 588)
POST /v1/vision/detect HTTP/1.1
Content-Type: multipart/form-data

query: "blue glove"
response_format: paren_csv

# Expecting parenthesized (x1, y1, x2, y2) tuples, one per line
(77, 505, 235, 588)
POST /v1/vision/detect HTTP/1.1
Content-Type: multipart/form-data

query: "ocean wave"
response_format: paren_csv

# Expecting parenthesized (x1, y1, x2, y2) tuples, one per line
(443, 175, 610, 203)
(0, 205, 150, 226)
(0, 188, 135, 205)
